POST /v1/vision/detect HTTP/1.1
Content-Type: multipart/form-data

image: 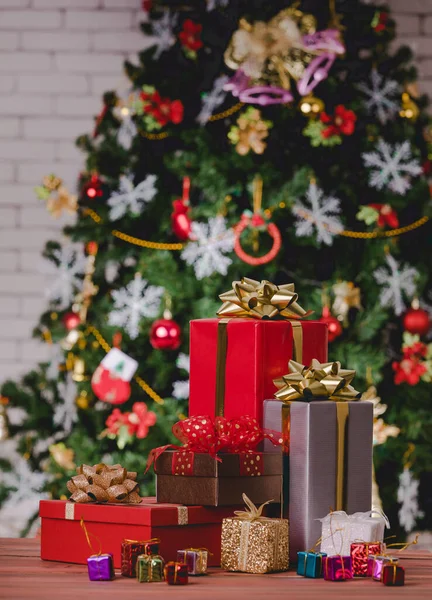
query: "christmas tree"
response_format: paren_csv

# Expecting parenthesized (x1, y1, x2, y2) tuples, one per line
(1, 0, 431, 538)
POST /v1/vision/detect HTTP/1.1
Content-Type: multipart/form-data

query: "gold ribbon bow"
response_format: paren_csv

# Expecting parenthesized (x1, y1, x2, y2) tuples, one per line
(67, 463, 141, 504)
(234, 493, 273, 521)
(274, 358, 361, 403)
(217, 278, 312, 320)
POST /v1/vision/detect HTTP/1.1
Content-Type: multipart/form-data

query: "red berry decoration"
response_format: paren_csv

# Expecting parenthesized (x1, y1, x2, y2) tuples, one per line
(83, 174, 103, 200)
(62, 311, 81, 331)
(319, 306, 342, 342)
(150, 317, 181, 350)
(171, 177, 192, 240)
(403, 300, 431, 336)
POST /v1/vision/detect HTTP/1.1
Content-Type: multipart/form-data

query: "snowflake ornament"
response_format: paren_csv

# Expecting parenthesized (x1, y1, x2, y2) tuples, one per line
(108, 273, 164, 339)
(397, 467, 424, 532)
(172, 353, 190, 400)
(151, 10, 178, 59)
(44, 244, 86, 309)
(108, 174, 157, 221)
(46, 343, 64, 381)
(196, 75, 229, 125)
(181, 216, 235, 279)
(357, 69, 400, 124)
(362, 139, 422, 195)
(55, 374, 78, 435)
(292, 182, 343, 246)
(207, 0, 229, 10)
(373, 253, 418, 316)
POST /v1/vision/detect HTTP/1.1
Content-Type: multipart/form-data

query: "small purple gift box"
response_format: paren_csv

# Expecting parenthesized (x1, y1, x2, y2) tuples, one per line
(323, 555, 353, 581)
(372, 556, 399, 581)
(176, 549, 208, 575)
(87, 553, 115, 581)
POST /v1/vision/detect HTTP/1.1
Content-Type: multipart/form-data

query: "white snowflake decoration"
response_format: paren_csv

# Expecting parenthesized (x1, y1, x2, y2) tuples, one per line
(373, 253, 418, 316)
(207, 0, 229, 10)
(181, 216, 235, 279)
(151, 11, 178, 59)
(357, 69, 400, 124)
(55, 374, 78, 435)
(108, 273, 164, 339)
(172, 353, 190, 400)
(292, 182, 343, 246)
(397, 467, 424, 532)
(362, 139, 422, 195)
(117, 114, 137, 150)
(196, 76, 229, 125)
(45, 245, 86, 310)
(108, 174, 157, 221)
(46, 343, 64, 381)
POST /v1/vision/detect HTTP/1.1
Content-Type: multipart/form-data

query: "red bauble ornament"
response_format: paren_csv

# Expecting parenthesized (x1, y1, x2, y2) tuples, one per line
(172, 199, 192, 240)
(319, 306, 342, 342)
(150, 316, 181, 350)
(62, 311, 81, 331)
(91, 365, 131, 405)
(403, 306, 431, 336)
(83, 174, 103, 200)
(86, 241, 98, 256)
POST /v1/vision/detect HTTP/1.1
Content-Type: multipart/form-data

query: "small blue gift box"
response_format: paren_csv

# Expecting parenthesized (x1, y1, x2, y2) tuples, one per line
(297, 551, 327, 578)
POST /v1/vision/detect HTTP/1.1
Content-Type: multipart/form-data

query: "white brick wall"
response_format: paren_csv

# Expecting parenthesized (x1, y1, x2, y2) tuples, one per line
(0, 0, 152, 382)
(0, 0, 430, 383)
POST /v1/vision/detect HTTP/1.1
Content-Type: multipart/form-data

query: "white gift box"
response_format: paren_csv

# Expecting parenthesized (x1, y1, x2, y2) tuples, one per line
(319, 510, 389, 556)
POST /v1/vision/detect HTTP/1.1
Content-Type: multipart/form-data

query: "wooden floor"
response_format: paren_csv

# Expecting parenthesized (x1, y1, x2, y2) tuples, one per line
(0, 538, 431, 599)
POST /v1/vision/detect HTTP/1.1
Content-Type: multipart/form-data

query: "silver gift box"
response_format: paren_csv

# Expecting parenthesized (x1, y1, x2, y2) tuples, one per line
(263, 400, 373, 562)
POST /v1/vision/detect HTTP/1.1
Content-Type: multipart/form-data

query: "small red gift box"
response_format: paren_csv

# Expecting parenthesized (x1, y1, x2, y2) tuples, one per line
(382, 564, 405, 586)
(189, 318, 327, 423)
(40, 498, 234, 568)
(351, 541, 382, 576)
(165, 561, 188, 585)
(121, 538, 159, 577)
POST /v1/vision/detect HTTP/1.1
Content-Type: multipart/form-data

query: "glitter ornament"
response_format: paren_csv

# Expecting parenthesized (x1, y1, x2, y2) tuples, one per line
(62, 311, 81, 331)
(150, 317, 181, 350)
(403, 299, 430, 336)
(319, 305, 342, 342)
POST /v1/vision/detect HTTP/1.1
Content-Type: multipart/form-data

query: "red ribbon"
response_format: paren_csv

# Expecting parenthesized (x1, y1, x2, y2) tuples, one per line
(145, 415, 282, 473)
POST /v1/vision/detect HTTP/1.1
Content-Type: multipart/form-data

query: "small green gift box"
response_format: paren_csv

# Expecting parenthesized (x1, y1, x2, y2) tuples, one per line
(136, 554, 165, 583)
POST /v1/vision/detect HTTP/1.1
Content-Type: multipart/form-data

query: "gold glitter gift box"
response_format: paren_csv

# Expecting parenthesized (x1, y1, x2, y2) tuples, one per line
(221, 494, 289, 574)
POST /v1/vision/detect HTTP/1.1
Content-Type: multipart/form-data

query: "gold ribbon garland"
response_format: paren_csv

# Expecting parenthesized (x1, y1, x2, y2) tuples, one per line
(84, 207, 429, 251)
(273, 358, 361, 402)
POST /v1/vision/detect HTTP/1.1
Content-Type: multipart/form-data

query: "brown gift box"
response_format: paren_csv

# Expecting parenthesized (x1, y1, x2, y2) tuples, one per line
(155, 451, 282, 507)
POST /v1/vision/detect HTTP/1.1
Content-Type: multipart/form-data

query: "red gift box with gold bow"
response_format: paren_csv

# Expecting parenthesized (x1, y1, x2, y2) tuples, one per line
(189, 279, 328, 424)
(148, 415, 283, 506)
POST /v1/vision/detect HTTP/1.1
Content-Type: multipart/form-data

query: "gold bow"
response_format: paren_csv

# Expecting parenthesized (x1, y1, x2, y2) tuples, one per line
(274, 359, 361, 403)
(217, 278, 312, 320)
(224, 8, 317, 89)
(67, 463, 141, 504)
(234, 493, 273, 521)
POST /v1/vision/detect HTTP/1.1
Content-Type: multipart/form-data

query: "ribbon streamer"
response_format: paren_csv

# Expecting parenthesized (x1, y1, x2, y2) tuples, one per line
(80, 517, 102, 557)
(217, 277, 312, 320)
(67, 463, 141, 504)
(274, 358, 361, 403)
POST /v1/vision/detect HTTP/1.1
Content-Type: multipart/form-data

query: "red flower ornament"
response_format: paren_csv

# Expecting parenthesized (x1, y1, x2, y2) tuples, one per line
(393, 358, 427, 385)
(368, 203, 399, 228)
(179, 19, 203, 53)
(321, 104, 357, 139)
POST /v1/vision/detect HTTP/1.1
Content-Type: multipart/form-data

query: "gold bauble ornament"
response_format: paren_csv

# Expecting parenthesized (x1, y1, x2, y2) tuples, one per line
(400, 92, 419, 121)
(72, 357, 86, 382)
(299, 94, 324, 117)
(332, 281, 362, 324)
(76, 390, 90, 410)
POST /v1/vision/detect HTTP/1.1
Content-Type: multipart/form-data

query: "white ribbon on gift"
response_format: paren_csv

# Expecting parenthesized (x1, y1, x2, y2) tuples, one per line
(318, 509, 390, 556)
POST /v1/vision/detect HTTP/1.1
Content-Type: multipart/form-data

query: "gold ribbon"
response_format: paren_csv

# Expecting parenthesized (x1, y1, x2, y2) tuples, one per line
(80, 517, 101, 557)
(217, 278, 312, 321)
(234, 493, 273, 521)
(67, 463, 141, 504)
(273, 359, 361, 403)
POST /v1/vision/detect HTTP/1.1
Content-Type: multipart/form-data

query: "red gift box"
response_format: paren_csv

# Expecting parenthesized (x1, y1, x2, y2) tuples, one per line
(189, 318, 328, 422)
(40, 498, 234, 568)
(382, 564, 405, 586)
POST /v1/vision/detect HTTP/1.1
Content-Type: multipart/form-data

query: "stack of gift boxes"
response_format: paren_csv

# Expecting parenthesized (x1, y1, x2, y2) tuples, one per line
(39, 279, 406, 586)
